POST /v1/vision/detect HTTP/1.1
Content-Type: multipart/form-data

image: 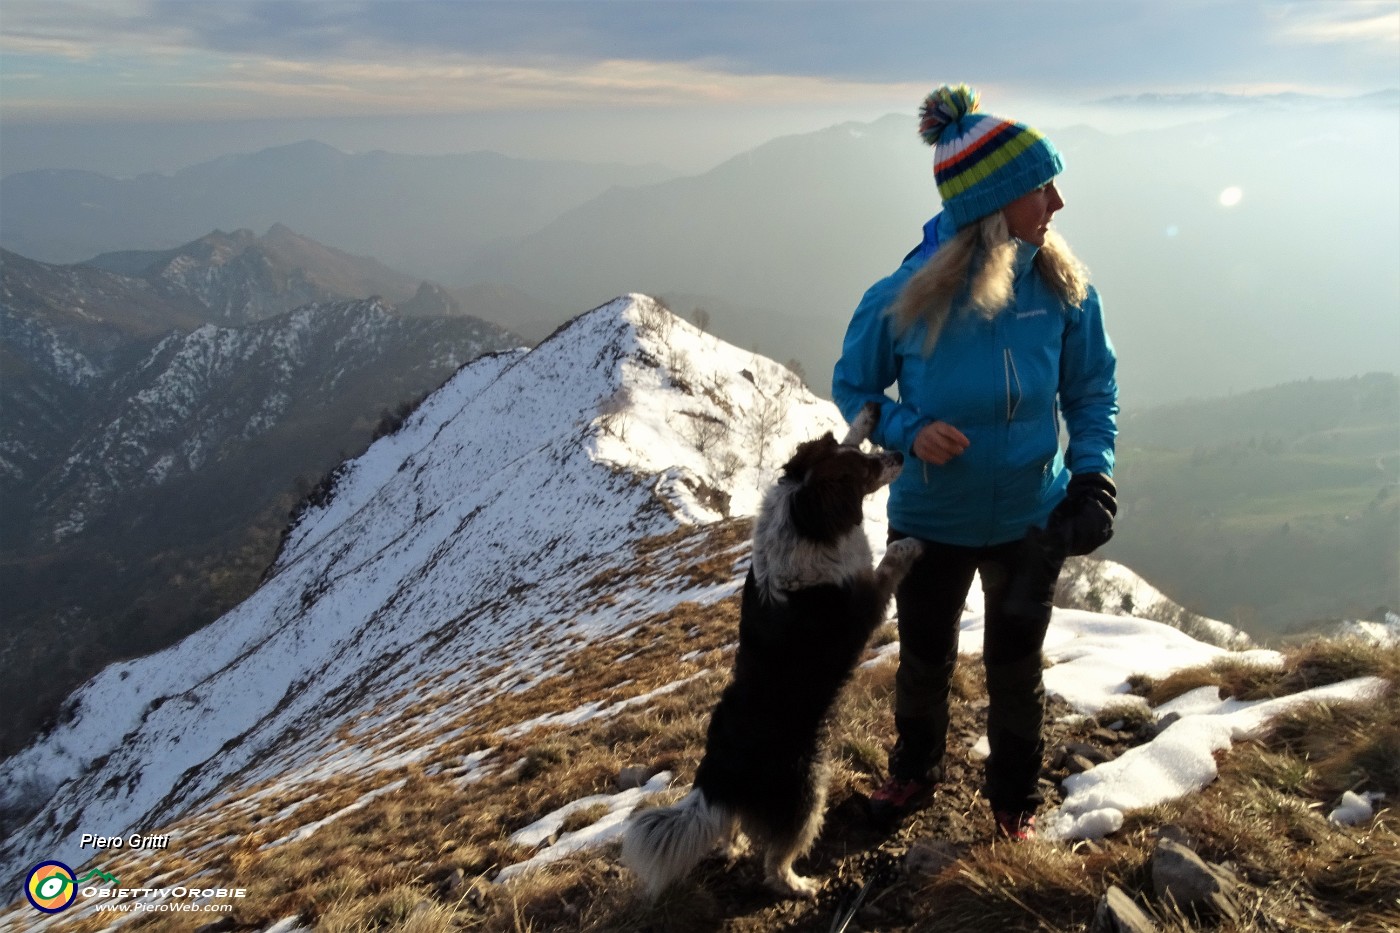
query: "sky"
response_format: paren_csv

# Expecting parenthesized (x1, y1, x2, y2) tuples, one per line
(2, 0, 1398, 175)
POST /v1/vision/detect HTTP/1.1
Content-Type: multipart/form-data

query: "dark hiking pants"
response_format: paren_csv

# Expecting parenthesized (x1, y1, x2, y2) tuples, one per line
(888, 531, 1061, 815)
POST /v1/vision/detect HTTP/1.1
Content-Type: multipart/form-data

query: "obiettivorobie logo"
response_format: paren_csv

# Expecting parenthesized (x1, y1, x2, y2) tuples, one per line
(24, 862, 120, 914)
(23, 859, 248, 916)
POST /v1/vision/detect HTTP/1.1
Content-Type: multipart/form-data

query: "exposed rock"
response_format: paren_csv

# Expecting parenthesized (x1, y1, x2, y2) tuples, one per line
(1065, 741, 1114, 764)
(1051, 740, 1113, 773)
(1092, 885, 1159, 933)
(1144, 712, 1182, 740)
(1151, 837, 1241, 921)
(192, 919, 239, 933)
(440, 867, 467, 898)
(616, 765, 657, 790)
(904, 839, 959, 877)
(1067, 753, 1101, 774)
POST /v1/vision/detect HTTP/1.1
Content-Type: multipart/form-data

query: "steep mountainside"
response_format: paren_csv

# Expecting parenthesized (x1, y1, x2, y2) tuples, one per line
(0, 249, 207, 493)
(0, 245, 525, 759)
(1, 237, 523, 541)
(30, 299, 509, 545)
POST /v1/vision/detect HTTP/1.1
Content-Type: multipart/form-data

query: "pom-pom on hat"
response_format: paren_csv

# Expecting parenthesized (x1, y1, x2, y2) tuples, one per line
(919, 84, 1063, 231)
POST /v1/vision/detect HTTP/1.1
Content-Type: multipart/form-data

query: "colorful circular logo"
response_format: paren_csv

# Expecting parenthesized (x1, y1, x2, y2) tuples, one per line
(25, 861, 78, 913)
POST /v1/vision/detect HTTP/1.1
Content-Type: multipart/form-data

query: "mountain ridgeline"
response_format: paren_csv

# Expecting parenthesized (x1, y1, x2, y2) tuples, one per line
(0, 141, 678, 280)
(4, 101, 1396, 410)
(0, 230, 526, 757)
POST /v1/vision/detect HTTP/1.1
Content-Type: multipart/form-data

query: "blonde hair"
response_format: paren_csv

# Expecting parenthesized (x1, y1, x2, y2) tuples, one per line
(890, 211, 1090, 354)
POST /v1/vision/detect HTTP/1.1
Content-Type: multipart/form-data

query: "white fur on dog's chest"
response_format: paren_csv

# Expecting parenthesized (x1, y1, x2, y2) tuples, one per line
(750, 480, 873, 600)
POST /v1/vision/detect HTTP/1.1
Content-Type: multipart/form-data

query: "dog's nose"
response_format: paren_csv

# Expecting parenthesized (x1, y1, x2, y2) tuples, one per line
(891, 452, 904, 466)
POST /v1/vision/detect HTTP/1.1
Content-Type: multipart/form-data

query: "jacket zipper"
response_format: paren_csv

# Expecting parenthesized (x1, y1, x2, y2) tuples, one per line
(1003, 348, 1022, 424)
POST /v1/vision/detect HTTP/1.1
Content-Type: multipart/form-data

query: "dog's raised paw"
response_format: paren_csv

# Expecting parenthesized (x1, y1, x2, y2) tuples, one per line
(767, 871, 820, 900)
(721, 831, 750, 862)
(882, 538, 924, 568)
(840, 401, 881, 447)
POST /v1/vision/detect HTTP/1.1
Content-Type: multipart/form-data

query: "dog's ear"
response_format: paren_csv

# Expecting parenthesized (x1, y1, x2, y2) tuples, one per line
(781, 433, 838, 482)
(790, 466, 865, 544)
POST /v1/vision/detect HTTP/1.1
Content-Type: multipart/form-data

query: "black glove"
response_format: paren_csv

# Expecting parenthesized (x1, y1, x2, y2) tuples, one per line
(1048, 472, 1117, 556)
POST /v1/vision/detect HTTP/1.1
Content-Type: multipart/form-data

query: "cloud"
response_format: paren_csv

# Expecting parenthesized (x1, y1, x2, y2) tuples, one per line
(1272, 2, 1400, 46)
(1, 42, 922, 120)
(2, 1, 1396, 124)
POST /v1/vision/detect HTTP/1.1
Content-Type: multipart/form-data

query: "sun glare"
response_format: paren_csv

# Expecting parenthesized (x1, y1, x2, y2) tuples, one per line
(1218, 186, 1244, 207)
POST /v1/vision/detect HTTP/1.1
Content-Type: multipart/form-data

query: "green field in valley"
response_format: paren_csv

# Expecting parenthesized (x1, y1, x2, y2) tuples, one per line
(1100, 373, 1398, 641)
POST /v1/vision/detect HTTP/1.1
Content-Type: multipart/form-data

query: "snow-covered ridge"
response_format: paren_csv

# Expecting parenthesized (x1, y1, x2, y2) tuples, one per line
(0, 294, 843, 885)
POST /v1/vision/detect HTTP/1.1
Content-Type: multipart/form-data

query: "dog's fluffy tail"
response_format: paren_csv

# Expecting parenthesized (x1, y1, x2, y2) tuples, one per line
(621, 789, 731, 897)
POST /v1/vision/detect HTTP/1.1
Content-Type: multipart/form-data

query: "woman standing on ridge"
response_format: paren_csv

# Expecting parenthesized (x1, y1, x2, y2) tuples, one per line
(832, 85, 1119, 840)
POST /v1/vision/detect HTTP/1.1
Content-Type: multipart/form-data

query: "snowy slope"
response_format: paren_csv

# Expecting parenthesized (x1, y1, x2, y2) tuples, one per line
(0, 295, 843, 886)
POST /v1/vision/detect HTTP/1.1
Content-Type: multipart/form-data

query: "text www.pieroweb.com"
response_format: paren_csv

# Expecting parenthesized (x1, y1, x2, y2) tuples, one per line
(93, 899, 236, 914)
(83, 887, 246, 914)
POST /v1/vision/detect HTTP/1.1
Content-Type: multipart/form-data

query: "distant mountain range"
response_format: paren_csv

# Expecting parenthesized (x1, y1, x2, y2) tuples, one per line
(0, 140, 677, 280)
(0, 229, 526, 756)
(83, 223, 423, 320)
(466, 106, 1399, 407)
(3, 106, 1396, 408)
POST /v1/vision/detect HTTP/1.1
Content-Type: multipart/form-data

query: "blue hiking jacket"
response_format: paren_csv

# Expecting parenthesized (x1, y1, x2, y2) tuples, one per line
(832, 212, 1118, 547)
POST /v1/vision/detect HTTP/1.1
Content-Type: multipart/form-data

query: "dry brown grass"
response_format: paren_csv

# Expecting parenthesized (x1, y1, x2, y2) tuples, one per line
(914, 834, 1150, 932)
(32, 518, 1399, 933)
(1134, 639, 1400, 708)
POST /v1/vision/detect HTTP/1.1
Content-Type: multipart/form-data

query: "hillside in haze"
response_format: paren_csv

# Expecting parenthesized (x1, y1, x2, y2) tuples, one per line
(83, 223, 424, 316)
(0, 141, 677, 281)
(4, 98, 1396, 408)
(1, 299, 1392, 933)
(0, 236, 525, 757)
(1104, 373, 1400, 638)
(465, 101, 1400, 409)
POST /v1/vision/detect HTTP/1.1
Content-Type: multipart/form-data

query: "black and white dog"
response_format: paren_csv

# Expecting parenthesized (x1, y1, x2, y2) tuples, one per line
(622, 403, 922, 898)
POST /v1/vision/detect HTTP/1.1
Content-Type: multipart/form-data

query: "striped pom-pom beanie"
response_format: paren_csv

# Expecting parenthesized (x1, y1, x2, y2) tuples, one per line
(919, 84, 1063, 231)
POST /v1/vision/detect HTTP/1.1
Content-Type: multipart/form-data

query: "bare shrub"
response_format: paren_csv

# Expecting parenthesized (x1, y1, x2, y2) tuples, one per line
(667, 345, 696, 392)
(680, 410, 727, 454)
(633, 298, 675, 342)
(596, 387, 633, 441)
(745, 367, 793, 474)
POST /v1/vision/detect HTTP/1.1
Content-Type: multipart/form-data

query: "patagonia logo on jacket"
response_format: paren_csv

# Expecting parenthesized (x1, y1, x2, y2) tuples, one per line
(1016, 308, 1048, 320)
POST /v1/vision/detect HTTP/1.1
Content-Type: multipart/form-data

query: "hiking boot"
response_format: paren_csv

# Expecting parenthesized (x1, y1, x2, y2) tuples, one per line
(993, 810, 1037, 841)
(868, 773, 936, 825)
